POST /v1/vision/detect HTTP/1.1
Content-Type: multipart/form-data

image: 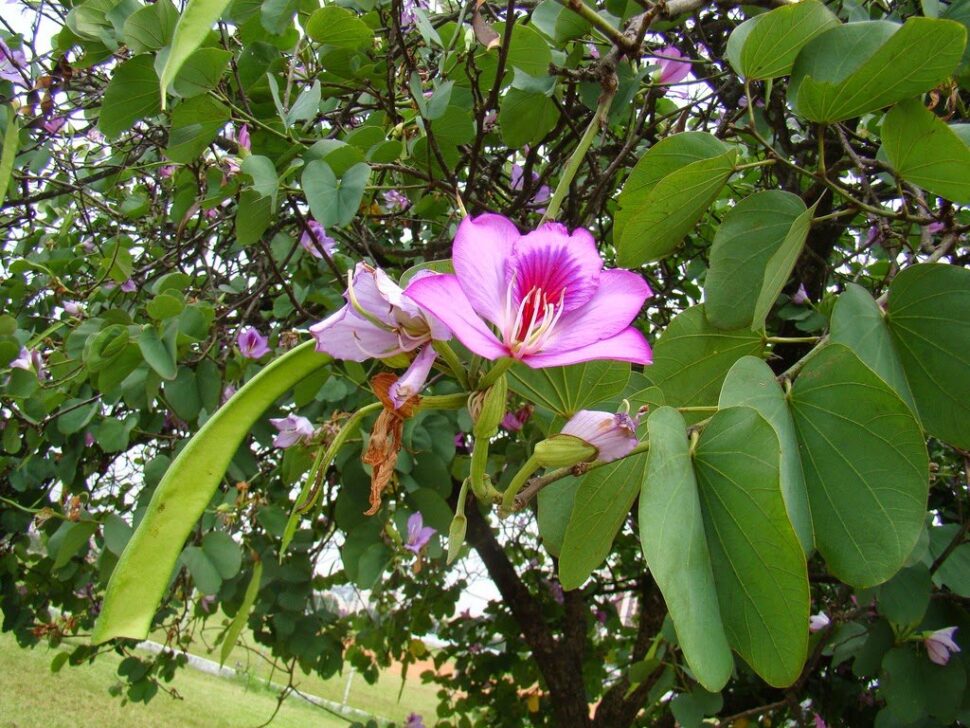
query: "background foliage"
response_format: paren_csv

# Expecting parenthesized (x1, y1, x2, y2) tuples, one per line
(2, 0, 970, 724)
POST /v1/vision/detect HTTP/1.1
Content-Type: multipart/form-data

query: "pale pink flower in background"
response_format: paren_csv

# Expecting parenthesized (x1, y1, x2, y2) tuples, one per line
(791, 284, 810, 305)
(404, 512, 435, 554)
(560, 409, 639, 462)
(269, 413, 315, 448)
(406, 213, 652, 368)
(925, 627, 960, 666)
(120, 279, 137, 293)
(510, 164, 551, 212)
(382, 189, 410, 212)
(310, 262, 450, 361)
(236, 124, 251, 153)
(10, 347, 47, 381)
(388, 344, 437, 409)
(43, 116, 66, 134)
(299, 220, 336, 258)
(653, 46, 691, 85)
(63, 300, 83, 317)
(927, 221, 946, 234)
(84, 431, 96, 447)
(159, 165, 176, 179)
(501, 404, 533, 432)
(237, 326, 270, 359)
(813, 714, 827, 728)
(0, 39, 27, 85)
(809, 612, 830, 632)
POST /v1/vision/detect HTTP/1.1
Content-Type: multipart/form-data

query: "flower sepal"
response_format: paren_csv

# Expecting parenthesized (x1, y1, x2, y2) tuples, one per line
(533, 434, 598, 468)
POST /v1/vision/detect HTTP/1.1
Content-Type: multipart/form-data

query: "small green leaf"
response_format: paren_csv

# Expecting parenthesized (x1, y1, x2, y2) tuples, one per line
(886, 263, 970, 449)
(51, 521, 99, 569)
(158, 0, 234, 108)
(639, 407, 733, 692)
(694, 406, 809, 688)
(138, 326, 177, 381)
(877, 564, 931, 627)
(508, 360, 630, 418)
(171, 47, 232, 98)
(123, 0, 178, 53)
(302, 160, 370, 228)
(99, 55, 161, 138)
(306, 6, 374, 50)
(880, 98, 970, 205)
(165, 95, 230, 164)
(789, 344, 928, 587)
(789, 18, 967, 122)
(180, 546, 223, 595)
(726, 0, 840, 80)
(499, 89, 558, 149)
(93, 341, 331, 643)
(750, 201, 816, 330)
(559, 452, 649, 590)
(202, 531, 242, 579)
(537, 476, 580, 559)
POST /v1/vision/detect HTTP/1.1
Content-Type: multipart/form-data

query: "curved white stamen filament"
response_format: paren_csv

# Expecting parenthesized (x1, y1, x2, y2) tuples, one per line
(502, 276, 567, 357)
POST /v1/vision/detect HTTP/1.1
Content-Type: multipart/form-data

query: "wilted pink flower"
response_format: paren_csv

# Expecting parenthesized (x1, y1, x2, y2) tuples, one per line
(404, 512, 435, 554)
(310, 262, 450, 361)
(510, 164, 551, 212)
(159, 165, 176, 179)
(404, 713, 426, 728)
(653, 46, 691, 85)
(501, 404, 533, 432)
(0, 39, 26, 85)
(63, 300, 83, 317)
(300, 220, 336, 258)
(43, 116, 66, 134)
(269, 413, 315, 448)
(587, 42, 600, 59)
(10, 347, 47, 381)
(809, 612, 830, 632)
(382, 189, 410, 212)
(925, 626, 961, 666)
(406, 214, 652, 368)
(927, 221, 945, 234)
(236, 124, 251, 153)
(454, 431, 470, 453)
(120, 279, 137, 293)
(237, 326, 270, 359)
(389, 344, 437, 409)
(813, 714, 827, 728)
(560, 409, 639, 462)
(792, 284, 810, 305)
(221, 384, 237, 403)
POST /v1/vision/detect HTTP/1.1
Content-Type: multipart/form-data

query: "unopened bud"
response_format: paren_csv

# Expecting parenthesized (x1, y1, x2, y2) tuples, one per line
(471, 374, 508, 438)
(533, 434, 597, 468)
(447, 513, 467, 565)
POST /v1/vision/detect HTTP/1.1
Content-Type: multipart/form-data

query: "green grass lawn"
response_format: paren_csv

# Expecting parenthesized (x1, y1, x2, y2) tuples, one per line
(0, 630, 357, 728)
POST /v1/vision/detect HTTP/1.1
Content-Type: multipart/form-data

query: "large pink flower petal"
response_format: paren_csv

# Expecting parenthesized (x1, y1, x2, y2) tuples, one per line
(510, 223, 602, 313)
(452, 213, 519, 328)
(309, 306, 407, 361)
(522, 327, 652, 367)
(405, 274, 509, 360)
(545, 270, 652, 352)
(345, 262, 398, 327)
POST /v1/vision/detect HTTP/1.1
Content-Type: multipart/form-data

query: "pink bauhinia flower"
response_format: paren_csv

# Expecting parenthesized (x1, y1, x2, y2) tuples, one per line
(310, 262, 450, 361)
(10, 347, 47, 381)
(388, 344, 437, 408)
(0, 40, 27, 85)
(560, 409, 639, 462)
(653, 46, 691, 85)
(404, 512, 435, 554)
(501, 404, 533, 432)
(236, 124, 251, 153)
(269, 413, 315, 448)
(510, 165, 551, 213)
(809, 612, 830, 632)
(405, 213, 652, 368)
(925, 626, 961, 665)
(237, 326, 270, 359)
(382, 189, 411, 211)
(300, 220, 336, 258)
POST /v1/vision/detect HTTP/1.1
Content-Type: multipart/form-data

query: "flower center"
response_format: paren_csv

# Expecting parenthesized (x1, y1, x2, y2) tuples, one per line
(502, 276, 566, 357)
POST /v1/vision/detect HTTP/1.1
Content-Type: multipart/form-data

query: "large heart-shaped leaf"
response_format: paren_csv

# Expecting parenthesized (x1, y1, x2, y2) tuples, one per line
(302, 160, 370, 228)
(640, 407, 733, 692)
(886, 263, 970, 449)
(99, 55, 161, 137)
(694, 406, 809, 688)
(158, 0, 235, 108)
(789, 344, 928, 588)
(508, 360, 630, 418)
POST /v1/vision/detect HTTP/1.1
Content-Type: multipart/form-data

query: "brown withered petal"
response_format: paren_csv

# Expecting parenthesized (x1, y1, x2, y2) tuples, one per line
(362, 373, 420, 516)
(472, 3, 501, 51)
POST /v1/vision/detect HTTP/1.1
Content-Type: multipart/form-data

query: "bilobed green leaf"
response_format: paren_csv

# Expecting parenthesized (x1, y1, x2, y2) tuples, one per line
(93, 341, 330, 642)
(789, 344, 928, 587)
(877, 564, 931, 627)
(537, 476, 580, 559)
(559, 452, 649, 590)
(158, 0, 234, 108)
(718, 357, 814, 555)
(880, 99, 970, 205)
(302, 160, 370, 228)
(726, 0, 840, 80)
(180, 546, 222, 595)
(886, 263, 970, 449)
(830, 283, 916, 413)
(502, 23, 553, 78)
(750, 201, 815, 330)
(123, 0, 178, 53)
(171, 47, 232, 98)
(51, 521, 99, 569)
(165, 95, 229, 163)
(220, 560, 262, 667)
(616, 142, 736, 265)
(499, 89, 558, 149)
(99, 55, 161, 137)
(306, 6, 374, 50)
(632, 305, 763, 416)
(509, 360, 630, 417)
(789, 18, 967, 122)
(138, 326, 177, 380)
(704, 191, 809, 330)
(235, 189, 274, 246)
(240, 155, 278, 204)
(639, 407, 733, 692)
(202, 531, 242, 579)
(694, 406, 809, 688)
